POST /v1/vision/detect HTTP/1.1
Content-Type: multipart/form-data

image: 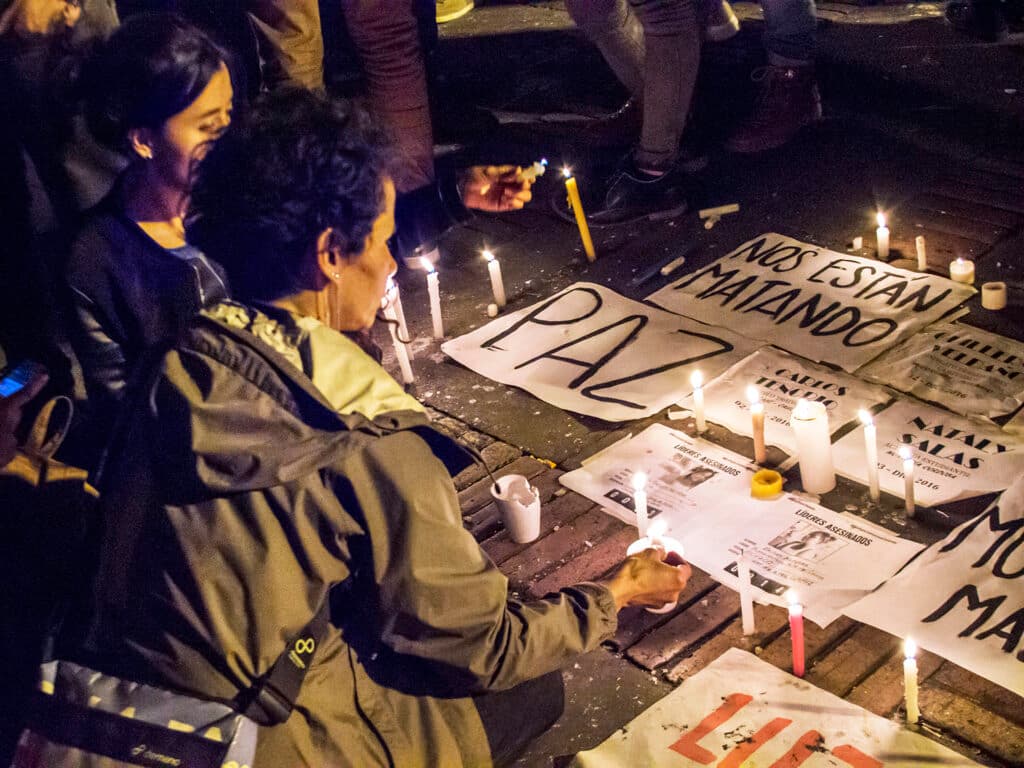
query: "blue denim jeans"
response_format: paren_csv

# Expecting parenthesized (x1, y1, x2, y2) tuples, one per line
(565, 0, 701, 169)
(761, 0, 816, 64)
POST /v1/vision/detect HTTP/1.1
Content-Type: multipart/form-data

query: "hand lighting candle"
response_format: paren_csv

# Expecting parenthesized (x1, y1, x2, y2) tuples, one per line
(747, 385, 766, 464)
(737, 553, 756, 636)
(483, 249, 506, 307)
(900, 444, 916, 517)
(786, 589, 806, 677)
(562, 167, 597, 262)
(876, 212, 890, 260)
(904, 637, 920, 726)
(859, 409, 880, 503)
(915, 235, 927, 272)
(789, 399, 835, 495)
(626, 519, 685, 614)
(421, 257, 444, 339)
(382, 283, 414, 385)
(691, 370, 706, 434)
(949, 257, 975, 285)
(632, 471, 649, 538)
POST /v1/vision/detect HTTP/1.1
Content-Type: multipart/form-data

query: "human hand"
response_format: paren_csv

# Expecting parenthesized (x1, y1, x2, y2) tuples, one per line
(0, 368, 48, 466)
(601, 547, 691, 611)
(459, 165, 533, 212)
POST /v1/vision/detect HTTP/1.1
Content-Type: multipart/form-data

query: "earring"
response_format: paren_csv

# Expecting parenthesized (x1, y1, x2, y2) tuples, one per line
(333, 272, 341, 280)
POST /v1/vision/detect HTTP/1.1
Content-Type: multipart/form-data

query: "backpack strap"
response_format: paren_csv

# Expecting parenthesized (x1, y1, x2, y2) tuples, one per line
(233, 598, 331, 726)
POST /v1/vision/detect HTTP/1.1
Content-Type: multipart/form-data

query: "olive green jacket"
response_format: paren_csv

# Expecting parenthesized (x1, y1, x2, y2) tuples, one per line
(88, 301, 617, 767)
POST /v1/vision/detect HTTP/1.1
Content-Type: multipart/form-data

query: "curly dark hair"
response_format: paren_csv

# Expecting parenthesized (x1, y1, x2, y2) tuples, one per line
(79, 13, 227, 151)
(185, 88, 390, 302)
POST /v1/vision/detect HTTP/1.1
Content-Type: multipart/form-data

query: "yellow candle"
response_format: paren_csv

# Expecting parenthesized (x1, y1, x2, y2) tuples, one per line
(563, 168, 596, 262)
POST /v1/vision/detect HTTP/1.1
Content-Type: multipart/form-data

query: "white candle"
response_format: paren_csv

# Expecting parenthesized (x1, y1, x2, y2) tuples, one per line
(852, 236, 863, 250)
(382, 292, 414, 385)
(747, 385, 766, 464)
(387, 277, 412, 358)
(949, 257, 975, 285)
(982, 281, 1007, 310)
(520, 158, 548, 182)
(483, 249, 506, 307)
(900, 444, 916, 517)
(915, 235, 927, 272)
(737, 553, 756, 636)
(876, 212, 890, 260)
(789, 399, 835, 495)
(632, 471, 649, 538)
(691, 370, 706, 434)
(421, 257, 444, 339)
(904, 637, 920, 726)
(859, 409, 880, 503)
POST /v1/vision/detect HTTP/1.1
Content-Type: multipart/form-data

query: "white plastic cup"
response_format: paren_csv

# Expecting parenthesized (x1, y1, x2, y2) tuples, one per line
(491, 474, 541, 543)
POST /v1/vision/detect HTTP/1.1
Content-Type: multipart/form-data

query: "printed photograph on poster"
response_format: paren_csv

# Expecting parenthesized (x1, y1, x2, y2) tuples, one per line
(845, 478, 1024, 698)
(680, 346, 891, 454)
(831, 398, 1024, 507)
(561, 426, 923, 626)
(860, 322, 1024, 418)
(646, 233, 974, 372)
(441, 282, 758, 422)
(572, 648, 981, 768)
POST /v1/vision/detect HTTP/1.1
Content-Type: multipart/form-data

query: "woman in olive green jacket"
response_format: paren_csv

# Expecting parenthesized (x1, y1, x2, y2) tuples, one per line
(84, 89, 691, 767)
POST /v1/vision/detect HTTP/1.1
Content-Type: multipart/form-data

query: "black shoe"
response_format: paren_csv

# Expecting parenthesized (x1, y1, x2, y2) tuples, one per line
(587, 165, 690, 227)
(946, 0, 1009, 41)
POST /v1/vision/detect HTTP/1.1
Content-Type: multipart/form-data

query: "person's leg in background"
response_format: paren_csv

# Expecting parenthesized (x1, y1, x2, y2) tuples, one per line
(725, 0, 820, 153)
(247, 0, 324, 90)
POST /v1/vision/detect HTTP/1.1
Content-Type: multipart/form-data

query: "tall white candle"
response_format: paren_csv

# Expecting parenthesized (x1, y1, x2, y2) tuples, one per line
(949, 257, 975, 285)
(904, 637, 920, 726)
(876, 212, 890, 260)
(859, 409, 880, 503)
(632, 471, 649, 538)
(382, 295, 414, 385)
(915, 236, 927, 272)
(421, 257, 444, 339)
(747, 385, 766, 464)
(483, 249, 506, 307)
(900, 444, 916, 517)
(737, 553, 756, 636)
(691, 370, 706, 434)
(790, 399, 835, 495)
(387, 277, 412, 358)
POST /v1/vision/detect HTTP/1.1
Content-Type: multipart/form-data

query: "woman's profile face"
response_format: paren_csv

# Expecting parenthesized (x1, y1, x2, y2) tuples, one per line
(147, 62, 233, 192)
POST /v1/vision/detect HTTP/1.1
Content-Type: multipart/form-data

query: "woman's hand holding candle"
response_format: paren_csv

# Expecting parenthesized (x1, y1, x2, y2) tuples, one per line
(602, 548, 692, 611)
(460, 165, 534, 211)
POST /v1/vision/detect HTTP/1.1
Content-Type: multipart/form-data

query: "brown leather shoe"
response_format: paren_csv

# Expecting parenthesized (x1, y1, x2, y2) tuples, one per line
(725, 65, 822, 154)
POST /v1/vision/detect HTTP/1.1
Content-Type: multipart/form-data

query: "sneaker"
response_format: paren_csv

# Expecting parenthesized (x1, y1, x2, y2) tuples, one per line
(436, 0, 474, 24)
(725, 64, 821, 154)
(702, 0, 741, 42)
(587, 163, 690, 227)
(945, 1, 1009, 41)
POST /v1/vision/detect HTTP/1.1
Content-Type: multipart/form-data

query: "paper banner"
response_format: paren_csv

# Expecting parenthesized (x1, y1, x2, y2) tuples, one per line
(681, 346, 891, 454)
(860, 322, 1024, 418)
(845, 480, 1024, 697)
(572, 648, 980, 767)
(832, 399, 1024, 507)
(561, 425, 922, 626)
(441, 282, 757, 422)
(647, 233, 974, 372)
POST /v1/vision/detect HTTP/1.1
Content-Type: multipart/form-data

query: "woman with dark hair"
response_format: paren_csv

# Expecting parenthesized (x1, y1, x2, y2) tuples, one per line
(77, 88, 691, 766)
(64, 12, 231, 443)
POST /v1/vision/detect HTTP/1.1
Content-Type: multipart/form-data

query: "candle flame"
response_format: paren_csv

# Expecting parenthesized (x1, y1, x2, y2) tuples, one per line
(561, 166, 572, 179)
(876, 211, 886, 228)
(905, 637, 917, 659)
(632, 471, 648, 491)
(956, 256, 965, 265)
(858, 409, 873, 427)
(899, 445, 913, 461)
(540, 158, 549, 167)
(420, 256, 435, 273)
(483, 249, 495, 263)
(690, 370, 704, 388)
(784, 588, 800, 607)
(746, 385, 760, 405)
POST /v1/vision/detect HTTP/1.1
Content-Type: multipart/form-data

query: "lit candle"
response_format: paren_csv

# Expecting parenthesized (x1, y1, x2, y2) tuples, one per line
(949, 257, 975, 285)
(859, 409, 880, 503)
(382, 289, 414, 385)
(915, 235, 927, 272)
(520, 158, 548, 182)
(691, 370, 706, 434)
(789, 399, 835, 495)
(562, 167, 597, 262)
(982, 281, 1007, 310)
(626, 519, 685, 614)
(900, 444, 916, 517)
(904, 637, 920, 726)
(876, 212, 890, 260)
(482, 249, 506, 308)
(737, 553, 756, 636)
(421, 257, 444, 339)
(632, 471, 649, 538)
(786, 589, 805, 678)
(747, 385, 766, 464)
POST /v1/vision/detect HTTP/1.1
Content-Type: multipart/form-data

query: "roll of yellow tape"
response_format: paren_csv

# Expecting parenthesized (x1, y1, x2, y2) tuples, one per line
(751, 469, 783, 499)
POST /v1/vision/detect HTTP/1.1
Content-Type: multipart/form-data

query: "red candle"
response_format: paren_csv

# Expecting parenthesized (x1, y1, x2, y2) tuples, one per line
(787, 589, 805, 677)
